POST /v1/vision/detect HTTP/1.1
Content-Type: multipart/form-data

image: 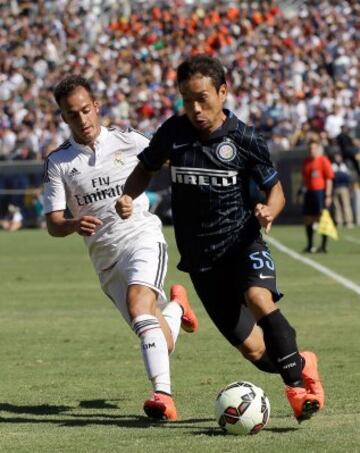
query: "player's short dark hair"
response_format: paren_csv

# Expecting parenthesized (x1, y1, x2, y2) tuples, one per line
(54, 75, 94, 106)
(177, 54, 226, 91)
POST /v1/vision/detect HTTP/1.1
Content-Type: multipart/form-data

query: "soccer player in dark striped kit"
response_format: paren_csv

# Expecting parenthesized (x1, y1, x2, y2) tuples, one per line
(116, 54, 325, 423)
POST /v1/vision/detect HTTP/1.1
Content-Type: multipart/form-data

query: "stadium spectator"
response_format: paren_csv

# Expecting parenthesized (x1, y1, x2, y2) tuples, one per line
(43, 75, 198, 421)
(299, 141, 334, 253)
(324, 106, 344, 140)
(116, 54, 325, 423)
(0, 0, 359, 159)
(331, 151, 354, 228)
(0, 204, 23, 231)
(336, 125, 360, 177)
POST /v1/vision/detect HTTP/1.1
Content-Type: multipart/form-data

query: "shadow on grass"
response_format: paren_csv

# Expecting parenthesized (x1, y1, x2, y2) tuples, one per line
(0, 401, 214, 429)
(79, 399, 119, 409)
(0, 403, 71, 415)
(266, 427, 298, 433)
(194, 425, 298, 437)
(193, 429, 225, 436)
(194, 426, 297, 436)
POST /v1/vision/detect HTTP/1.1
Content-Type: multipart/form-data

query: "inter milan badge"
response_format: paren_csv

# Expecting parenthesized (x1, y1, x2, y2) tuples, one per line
(114, 150, 124, 166)
(215, 141, 236, 162)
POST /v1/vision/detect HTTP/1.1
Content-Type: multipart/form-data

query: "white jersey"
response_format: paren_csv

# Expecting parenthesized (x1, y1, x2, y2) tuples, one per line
(43, 126, 165, 273)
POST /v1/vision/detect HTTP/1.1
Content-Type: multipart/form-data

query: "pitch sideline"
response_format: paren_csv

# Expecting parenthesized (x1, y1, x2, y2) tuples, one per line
(343, 235, 360, 246)
(266, 236, 360, 296)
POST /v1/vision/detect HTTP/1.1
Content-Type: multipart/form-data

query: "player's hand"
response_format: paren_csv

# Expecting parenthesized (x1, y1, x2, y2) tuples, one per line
(115, 194, 133, 219)
(254, 203, 273, 234)
(75, 216, 103, 236)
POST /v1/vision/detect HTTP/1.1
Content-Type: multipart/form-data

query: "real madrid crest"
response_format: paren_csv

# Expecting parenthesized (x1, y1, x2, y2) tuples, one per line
(215, 141, 236, 162)
(114, 150, 125, 166)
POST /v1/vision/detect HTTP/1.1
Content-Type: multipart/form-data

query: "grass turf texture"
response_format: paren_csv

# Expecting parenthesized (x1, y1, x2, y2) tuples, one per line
(1, 225, 360, 452)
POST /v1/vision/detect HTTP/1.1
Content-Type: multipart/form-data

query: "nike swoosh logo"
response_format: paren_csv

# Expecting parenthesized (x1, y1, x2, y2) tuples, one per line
(259, 273, 275, 279)
(173, 143, 190, 150)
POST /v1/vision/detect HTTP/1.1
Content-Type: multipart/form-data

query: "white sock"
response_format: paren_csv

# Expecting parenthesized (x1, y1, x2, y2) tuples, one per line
(162, 301, 182, 346)
(132, 314, 171, 395)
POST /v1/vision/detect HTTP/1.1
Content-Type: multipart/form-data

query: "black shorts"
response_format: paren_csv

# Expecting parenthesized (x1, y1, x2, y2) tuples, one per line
(303, 189, 325, 216)
(189, 236, 283, 346)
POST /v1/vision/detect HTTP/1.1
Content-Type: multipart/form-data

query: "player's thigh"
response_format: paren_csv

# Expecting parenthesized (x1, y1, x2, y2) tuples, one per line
(241, 237, 283, 308)
(190, 266, 255, 346)
(99, 264, 131, 325)
(125, 240, 168, 312)
(98, 241, 168, 325)
(245, 286, 277, 321)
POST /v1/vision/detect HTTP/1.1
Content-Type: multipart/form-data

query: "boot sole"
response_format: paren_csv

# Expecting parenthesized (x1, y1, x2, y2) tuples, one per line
(181, 319, 197, 333)
(297, 399, 320, 423)
(144, 403, 176, 421)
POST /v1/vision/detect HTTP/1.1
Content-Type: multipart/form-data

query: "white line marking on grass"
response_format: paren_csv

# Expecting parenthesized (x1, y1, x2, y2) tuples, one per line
(344, 235, 360, 246)
(266, 236, 360, 296)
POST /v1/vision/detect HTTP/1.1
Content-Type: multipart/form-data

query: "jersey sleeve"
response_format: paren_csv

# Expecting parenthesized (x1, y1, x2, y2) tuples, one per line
(43, 156, 67, 214)
(247, 130, 279, 190)
(131, 129, 150, 154)
(138, 121, 171, 171)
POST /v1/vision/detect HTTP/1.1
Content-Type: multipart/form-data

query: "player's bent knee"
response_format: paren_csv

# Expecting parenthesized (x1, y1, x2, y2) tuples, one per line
(236, 325, 266, 362)
(242, 349, 265, 362)
(127, 284, 157, 319)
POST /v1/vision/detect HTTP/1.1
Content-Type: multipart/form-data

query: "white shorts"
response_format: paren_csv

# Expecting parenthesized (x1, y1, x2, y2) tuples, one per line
(98, 241, 168, 325)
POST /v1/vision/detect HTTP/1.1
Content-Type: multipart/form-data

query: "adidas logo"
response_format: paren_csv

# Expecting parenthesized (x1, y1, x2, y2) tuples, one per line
(69, 167, 80, 177)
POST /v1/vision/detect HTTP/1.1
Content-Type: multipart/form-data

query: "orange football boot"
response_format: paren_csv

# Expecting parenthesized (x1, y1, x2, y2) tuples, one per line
(170, 284, 198, 333)
(143, 392, 178, 421)
(285, 386, 320, 423)
(300, 351, 325, 409)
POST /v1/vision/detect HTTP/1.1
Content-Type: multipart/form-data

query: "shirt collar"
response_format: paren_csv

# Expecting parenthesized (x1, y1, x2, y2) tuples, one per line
(207, 109, 238, 140)
(70, 125, 108, 151)
(95, 126, 109, 146)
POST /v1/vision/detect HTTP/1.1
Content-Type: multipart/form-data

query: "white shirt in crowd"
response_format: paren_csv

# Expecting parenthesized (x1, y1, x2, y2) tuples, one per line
(324, 112, 344, 139)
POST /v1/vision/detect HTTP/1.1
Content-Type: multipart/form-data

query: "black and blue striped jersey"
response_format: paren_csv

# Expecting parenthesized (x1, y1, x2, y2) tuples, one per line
(138, 110, 279, 272)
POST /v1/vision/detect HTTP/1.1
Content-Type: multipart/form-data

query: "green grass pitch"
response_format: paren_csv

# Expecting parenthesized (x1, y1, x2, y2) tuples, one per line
(1, 225, 360, 452)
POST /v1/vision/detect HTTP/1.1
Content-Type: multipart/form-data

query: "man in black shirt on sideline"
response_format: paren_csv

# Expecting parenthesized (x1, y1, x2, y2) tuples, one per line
(116, 54, 325, 423)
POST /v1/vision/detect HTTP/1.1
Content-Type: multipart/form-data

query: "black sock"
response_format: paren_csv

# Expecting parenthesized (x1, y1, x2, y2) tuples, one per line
(306, 225, 313, 249)
(253, 352, 279, 374)
(321, 235, 328, 250)
(258, 309, 303, 387)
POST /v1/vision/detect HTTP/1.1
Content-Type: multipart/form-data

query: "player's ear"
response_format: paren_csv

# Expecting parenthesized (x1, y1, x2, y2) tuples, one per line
(94, 100, 100, 113)
(60, 112, 68, 124)
(219, 83, 227, 103)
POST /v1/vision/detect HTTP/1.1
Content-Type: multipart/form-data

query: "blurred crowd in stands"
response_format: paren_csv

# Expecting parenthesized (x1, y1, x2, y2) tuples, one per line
(0, 0, 359, 228)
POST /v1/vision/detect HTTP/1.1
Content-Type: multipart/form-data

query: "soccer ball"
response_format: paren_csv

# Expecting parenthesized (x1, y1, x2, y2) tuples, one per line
(214, 381, 270, 435)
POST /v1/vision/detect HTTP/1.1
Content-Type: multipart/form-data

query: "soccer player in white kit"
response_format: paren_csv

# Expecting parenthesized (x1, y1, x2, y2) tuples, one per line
(43, 75, 198, 421)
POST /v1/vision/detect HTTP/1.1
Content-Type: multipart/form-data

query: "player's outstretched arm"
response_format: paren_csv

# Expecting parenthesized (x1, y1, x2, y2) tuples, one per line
(46, 211, 103, 237)
(115, 162, 154, 219)
(254, 181, 285, 234)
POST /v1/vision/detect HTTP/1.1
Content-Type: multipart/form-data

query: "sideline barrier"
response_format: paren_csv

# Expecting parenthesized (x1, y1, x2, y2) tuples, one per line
(1, 150, 359, 225)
